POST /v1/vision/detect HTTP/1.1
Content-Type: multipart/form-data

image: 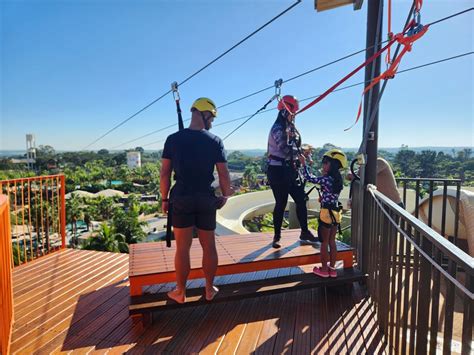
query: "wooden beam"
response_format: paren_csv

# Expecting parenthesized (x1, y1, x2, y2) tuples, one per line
(315, 0, 363, 12)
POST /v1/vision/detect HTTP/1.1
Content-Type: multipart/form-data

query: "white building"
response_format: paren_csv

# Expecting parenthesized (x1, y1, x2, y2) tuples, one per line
(26, 134, 36, 170)
(127, 151, 141, 169)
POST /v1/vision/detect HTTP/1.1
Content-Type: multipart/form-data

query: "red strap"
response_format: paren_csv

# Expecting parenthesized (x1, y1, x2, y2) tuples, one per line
(345, 24, 429, 131)
(415, 0, 423, 12)
(296, 37, 397, 115)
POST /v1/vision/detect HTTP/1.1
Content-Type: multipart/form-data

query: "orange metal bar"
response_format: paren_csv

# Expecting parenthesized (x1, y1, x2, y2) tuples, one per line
(27, 181, 33, 261)
(33, 181, 40, 258)
(21, 182, 27, 262)
(13, 181, 21, 265)
(60, 175, 66, 248)
(44, 178, 50, 252)
(39, 178, 44, 255)
(4, 174, 64, 184)
(0, 194, 14, 355)
(0, 175, 65, 265)
(54, 176, 59, 249)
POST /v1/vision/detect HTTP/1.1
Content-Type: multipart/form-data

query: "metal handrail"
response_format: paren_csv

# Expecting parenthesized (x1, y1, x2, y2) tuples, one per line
(0, 174, 66, 266)
(364, 182, 473, 354)
(368, 184, 474, 298)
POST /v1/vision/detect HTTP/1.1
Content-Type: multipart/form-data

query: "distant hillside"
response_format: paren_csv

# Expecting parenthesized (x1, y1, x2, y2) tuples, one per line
(227, 147, 473, 158)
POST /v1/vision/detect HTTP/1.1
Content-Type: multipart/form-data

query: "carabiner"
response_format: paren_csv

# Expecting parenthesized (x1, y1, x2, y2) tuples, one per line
(274, 78, 283, 98)
(171, 81, 180, 101)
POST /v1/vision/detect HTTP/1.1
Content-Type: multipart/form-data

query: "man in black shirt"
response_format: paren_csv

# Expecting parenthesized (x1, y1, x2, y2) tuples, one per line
(160, 97, 233, 304)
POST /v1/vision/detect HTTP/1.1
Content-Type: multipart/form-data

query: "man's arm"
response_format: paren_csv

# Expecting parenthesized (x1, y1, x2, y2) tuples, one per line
(216, 162, 233, 197)
(160, 158, 172, 213)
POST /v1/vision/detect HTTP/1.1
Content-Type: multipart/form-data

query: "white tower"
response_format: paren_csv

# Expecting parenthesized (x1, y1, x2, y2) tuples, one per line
(127, 151, 141, 169)
(26, 134, 36, 170)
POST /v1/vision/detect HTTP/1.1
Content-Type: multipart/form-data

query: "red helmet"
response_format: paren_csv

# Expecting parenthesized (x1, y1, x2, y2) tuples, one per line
(277, 95, 299, 114)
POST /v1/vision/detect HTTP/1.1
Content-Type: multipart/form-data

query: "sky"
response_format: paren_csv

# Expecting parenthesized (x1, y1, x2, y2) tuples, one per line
(1, 0, 473, 152)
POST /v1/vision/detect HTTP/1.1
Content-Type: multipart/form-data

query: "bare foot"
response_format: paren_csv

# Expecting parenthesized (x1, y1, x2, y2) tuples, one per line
(205, 286, 219, 301)
(167, 289, 185, 304)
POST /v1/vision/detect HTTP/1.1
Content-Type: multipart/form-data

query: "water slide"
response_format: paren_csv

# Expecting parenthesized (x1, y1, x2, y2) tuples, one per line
(418, 186, 474, 256)
(216, 185, 418, 236)
(216, 186, 352, 236)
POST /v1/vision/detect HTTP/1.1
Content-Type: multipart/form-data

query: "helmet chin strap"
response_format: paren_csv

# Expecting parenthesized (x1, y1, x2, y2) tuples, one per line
(200, 112, 211, 130)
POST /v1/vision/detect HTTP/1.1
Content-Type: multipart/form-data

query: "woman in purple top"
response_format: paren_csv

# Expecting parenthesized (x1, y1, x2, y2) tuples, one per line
(266, 95, 318, 249)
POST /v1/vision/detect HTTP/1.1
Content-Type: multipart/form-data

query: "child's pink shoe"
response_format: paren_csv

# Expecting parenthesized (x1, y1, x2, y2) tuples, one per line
(328, 266, 338, 278)
(313, 266, 329, 278)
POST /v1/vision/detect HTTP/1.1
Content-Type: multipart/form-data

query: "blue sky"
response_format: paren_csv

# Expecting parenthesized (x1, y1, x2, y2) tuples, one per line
(1, 0, 473, 151)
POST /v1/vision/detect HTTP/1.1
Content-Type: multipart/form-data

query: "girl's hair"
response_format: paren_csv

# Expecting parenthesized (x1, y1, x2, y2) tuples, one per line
(274, 111, 302, 147)
(323, 156, 343, 194)
(274, 110, 288, 128)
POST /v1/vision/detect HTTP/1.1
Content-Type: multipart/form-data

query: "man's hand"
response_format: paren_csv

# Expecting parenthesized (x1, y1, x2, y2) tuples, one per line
(162, 200, 169, 214)
(216, 196, 228, 209)
(298, 154, 306, 166)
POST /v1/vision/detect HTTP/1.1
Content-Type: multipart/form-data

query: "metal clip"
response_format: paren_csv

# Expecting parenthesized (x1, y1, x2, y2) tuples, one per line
(171, 81, 180, 101)
(414, 10, 421, 26)
(274, 78, 283, 98)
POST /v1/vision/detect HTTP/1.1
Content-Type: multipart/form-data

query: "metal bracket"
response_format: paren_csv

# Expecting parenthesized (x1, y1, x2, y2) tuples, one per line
(368, 131, 375, 141)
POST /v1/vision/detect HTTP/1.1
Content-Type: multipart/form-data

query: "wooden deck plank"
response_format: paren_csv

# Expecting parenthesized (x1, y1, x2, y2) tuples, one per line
(13, 250, 96, 294)
(292, 289, 312, 354)
(14, 252, 120, 308)
(10, 249, 389, 354)
(162, 304, 211, 353)
(129, 231, 352, 277)
(130, 269, 366, 314)
(13, 255, 128, 326)
(310, 287, 329, 354)
(180, 301, 231, 354)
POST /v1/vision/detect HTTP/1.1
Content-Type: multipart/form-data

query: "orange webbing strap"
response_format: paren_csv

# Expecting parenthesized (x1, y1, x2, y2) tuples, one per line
(296, 37, 397, 116)
(415, 0, 423, 12)
(345, 22, 429, 131)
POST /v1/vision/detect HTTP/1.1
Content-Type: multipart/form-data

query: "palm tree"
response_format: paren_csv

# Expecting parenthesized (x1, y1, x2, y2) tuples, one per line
(243, 165, 258, 189)
(82, 223, 128, 253)
(111, 207, 146, 245)
(66, 194, 83, 247)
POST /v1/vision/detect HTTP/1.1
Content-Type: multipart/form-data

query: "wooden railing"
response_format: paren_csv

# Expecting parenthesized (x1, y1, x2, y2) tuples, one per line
(364, 184, 473, 354)
(0, 194, 13, 355)
(0, 175, 66, 266)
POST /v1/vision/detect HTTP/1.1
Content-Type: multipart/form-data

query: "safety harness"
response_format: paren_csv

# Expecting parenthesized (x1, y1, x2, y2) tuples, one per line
(303, 166, 343, 236)
(164, 82, 184, 247)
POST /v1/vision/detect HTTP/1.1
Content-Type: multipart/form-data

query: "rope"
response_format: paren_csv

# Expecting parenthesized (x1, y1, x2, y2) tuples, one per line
(358, 0, 417, 154)
(367, 185, 474, 300)
(222, 95, 278, 141)
(111, 7, 473, 149)
(82, 0, 302, 150)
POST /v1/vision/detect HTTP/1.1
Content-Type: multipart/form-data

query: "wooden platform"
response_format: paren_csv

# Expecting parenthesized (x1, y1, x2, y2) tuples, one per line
(130, 268, 366, 315)
(10, 249, 389, 354)
(129, 229, 355, 296)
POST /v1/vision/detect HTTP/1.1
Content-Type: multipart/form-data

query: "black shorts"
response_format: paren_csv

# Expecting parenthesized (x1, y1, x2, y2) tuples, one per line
(171, 194, 218, 230)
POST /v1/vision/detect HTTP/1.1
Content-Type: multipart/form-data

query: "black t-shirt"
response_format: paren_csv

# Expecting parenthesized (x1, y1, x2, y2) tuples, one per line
(162, 129, 227, 196)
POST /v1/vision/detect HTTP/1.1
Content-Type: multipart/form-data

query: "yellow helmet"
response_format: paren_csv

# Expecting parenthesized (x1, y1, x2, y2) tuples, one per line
(191, 97, 217, 117)
(323, 149, 348, 169)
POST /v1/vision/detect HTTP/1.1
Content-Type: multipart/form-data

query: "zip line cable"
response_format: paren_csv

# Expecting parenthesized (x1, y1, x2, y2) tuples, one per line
(137, 51, 472, 148)
(109, 6, 472, 149)
(216, 7, 473, 110)
(82, 0, 302, 150)
(219, 51, 474, 142)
